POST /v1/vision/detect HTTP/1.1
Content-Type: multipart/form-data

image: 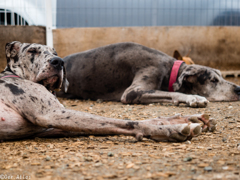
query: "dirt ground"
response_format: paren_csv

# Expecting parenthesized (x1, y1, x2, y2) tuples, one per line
(1, 77, 240, 180)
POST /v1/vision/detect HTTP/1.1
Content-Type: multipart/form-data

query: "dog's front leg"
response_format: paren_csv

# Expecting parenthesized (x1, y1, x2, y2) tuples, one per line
(14, 92, 201, 142)
(32, 108, 202, 142)
(5, 82, 201, 142)
(121, 89, 208, 108)
(120, 68, 208, 107)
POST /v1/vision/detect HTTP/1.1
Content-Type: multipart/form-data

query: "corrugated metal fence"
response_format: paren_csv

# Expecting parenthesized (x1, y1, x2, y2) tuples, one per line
(1, 0, 240, 28)
(57, 0, 240, 28)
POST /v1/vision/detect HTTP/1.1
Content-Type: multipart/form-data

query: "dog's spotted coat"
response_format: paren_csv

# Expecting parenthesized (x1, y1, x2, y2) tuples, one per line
(59, 42, 240, 107)
(0, 41, 216, 141)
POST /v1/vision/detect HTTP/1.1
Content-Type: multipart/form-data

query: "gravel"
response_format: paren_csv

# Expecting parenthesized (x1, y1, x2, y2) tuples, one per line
(0, 77, 240, 179)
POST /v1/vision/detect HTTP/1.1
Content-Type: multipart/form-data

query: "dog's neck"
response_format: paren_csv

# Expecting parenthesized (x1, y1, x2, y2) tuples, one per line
(169, 60, 185, 91)
(172, 62, 190, 92)
(0, 67, 18, 78)
(161, 60, 186, 91)
(177, 62, 188, 77)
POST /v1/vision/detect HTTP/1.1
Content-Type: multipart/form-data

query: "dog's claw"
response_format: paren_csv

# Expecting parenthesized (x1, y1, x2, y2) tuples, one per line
(184, 114, 216, 132)
(168, 123, 202, 142)
(173, 100, 180, 106)
(148, 123, 202, 142)
(186, 95, 208, 108)
(135, 133, 143, 141)
(208, 118, 217, 132)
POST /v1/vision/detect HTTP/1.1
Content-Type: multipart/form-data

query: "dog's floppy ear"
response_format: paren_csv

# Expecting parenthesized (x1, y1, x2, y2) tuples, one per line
(62, 66, 69, 93)
(5, 41, 23, 73)
(5, 41, 22, 62)
(172, 66, 199, 91)
(173, 50, 183, 60)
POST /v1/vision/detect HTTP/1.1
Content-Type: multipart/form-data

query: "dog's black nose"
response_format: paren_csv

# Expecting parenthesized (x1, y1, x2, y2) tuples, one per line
(50, 57, 64, 70)
(234, 86, 240, 95)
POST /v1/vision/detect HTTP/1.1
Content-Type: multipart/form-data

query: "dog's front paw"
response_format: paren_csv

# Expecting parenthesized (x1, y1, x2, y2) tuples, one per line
(149, 123, 202, 142)
(183, 114, 217, 132)
(186, 95, 208, 108)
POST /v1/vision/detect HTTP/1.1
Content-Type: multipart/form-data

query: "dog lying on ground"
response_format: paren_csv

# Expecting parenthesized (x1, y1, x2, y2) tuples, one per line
(58, 42, 240, 108)
(0, 41, 216, 141)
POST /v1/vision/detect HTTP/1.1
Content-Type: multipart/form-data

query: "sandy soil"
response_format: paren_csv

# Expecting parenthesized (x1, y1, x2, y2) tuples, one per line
(0, 78, 240, 180)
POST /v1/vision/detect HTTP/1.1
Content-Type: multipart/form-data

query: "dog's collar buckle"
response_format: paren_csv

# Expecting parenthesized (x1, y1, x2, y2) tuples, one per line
(168, 60, 184, 92)
(1, 75, 20, 79)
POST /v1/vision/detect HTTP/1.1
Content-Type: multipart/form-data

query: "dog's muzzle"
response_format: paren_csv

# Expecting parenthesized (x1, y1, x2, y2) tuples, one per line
(36, 57, 65, 91)
(50, 57, 64, 70)
(234, 86, 240, 95)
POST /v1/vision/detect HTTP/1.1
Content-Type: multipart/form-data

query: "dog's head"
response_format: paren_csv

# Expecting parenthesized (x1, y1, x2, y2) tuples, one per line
(5, 41, 69, 92)
(173, 64, 240, 101)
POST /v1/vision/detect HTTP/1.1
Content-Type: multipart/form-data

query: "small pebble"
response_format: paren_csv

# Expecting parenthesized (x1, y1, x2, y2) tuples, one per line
(183, 157, 192, 162)
(191, 167, 196, 172)
(22, 153, 29, 159)
(84, 157, 92, 161)
(185, 140, 191, 144)
(94, 162, 103, 167)
(204, 166, 213, 171)
(96, 99, 103, 103)
(108, 152, 114, 157)
(45, 156, 51, 161)
(222, 137, 227, 142)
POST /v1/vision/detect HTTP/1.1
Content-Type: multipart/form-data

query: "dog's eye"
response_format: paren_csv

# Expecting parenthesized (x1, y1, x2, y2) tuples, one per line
(53, 51, 58, 56)
(211, 78, 219, 83)
(28, 49, 37, 54)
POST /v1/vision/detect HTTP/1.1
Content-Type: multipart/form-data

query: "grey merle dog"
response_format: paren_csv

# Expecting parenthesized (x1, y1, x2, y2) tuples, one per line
(58, 42, 240, 108)
(0, 41, 216, 141)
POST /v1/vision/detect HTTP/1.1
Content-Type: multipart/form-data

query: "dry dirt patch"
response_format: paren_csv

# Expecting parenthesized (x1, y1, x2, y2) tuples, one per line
(0, 78, 240, 180)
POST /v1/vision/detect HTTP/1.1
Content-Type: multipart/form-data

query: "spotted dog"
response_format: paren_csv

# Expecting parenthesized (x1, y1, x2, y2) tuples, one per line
(58, 42, 240, 107)
(0, 41, 216, 141)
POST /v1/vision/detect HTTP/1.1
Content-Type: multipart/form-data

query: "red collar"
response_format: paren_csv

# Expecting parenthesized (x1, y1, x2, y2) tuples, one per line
(1, 75, 20, 79)
(168, 60, 184, 92)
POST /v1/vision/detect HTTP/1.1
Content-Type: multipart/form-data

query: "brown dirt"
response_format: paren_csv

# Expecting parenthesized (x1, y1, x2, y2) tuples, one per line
(1, 78, 240, 180)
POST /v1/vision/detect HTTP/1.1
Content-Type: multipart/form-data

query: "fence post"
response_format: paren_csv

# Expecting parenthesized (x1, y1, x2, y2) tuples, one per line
(152, 0, 157, 26)
(45, 0, 53, 48)
(4, 8, 7, 26)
